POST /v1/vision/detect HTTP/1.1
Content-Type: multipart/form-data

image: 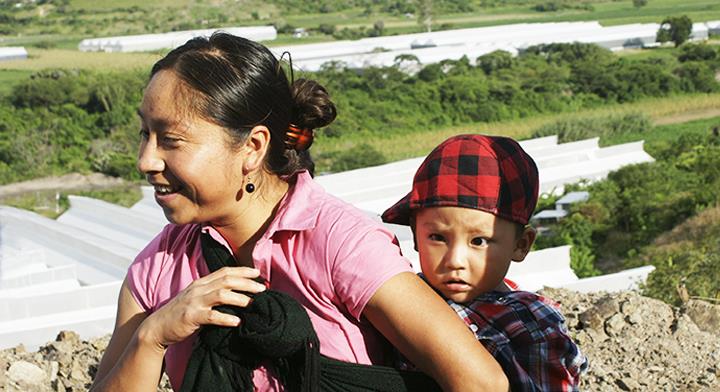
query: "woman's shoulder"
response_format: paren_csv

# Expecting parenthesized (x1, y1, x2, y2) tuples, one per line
(127, 223, 203, 311)
(296, 172, 392, 237)
(136, 223, 203, 258)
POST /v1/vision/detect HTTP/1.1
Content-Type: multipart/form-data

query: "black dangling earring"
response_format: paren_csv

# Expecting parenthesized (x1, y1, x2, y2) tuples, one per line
(245, 181, 255, 194)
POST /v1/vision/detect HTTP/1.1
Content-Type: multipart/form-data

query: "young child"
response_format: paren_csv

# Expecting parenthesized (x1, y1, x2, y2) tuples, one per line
(382, 134, 588, 391)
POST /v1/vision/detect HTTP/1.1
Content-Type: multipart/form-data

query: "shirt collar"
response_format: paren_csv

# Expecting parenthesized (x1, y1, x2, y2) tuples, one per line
(262, 170, 323, 237)
(201, 171, 323, 243)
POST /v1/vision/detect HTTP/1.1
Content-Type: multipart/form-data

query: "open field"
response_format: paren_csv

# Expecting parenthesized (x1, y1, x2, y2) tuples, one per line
(0, 48, 161, 71)
(1, 0, 719, 54)
(312, 93, 720, 169)
(302, 0, 720, 33)
(0, 69, 32, 95)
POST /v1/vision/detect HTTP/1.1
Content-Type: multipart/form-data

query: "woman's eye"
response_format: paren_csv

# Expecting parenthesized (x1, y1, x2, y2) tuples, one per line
(428, 233, 445, 242)
(471, 237, 488, 247)
(138, 129, 149, 139)
(161, 136, 181, 145)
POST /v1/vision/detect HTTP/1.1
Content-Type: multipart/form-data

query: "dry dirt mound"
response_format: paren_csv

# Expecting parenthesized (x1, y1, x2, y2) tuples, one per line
(541, 288, 720, 392)
(1, 289, 718, 391)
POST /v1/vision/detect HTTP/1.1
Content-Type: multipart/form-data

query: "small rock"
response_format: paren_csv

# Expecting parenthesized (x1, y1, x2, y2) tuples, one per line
(56, 331, 80, 345)
(647, 366, 664, 373)
(8, 360, 46, 386)
(627, 311, 643, 325)
(605, 313, 626, 336)
(616, 376, 642, 391)
(580, 296, 619, 330)
(674, 313, 701, 335)
(686, 300, 720, 336)
(48, 360, 59, 382)
(70, 361, 85, 381)
(0, 357, 7, 385)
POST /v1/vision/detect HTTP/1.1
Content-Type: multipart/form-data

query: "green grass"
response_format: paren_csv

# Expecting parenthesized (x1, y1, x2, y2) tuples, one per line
(0, 48, 162, 71)
(0, 69, 32, 95)
(284, 0, 720, 35)
(69, 0, 194, 10)
(603, 115, 720, 156)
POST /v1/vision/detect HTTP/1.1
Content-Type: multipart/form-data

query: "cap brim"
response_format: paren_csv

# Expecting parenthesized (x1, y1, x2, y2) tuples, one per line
(381, 192, 413, 226)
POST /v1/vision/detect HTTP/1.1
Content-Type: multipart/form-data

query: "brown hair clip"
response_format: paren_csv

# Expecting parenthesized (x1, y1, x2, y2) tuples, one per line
(285, 124, 314, 151)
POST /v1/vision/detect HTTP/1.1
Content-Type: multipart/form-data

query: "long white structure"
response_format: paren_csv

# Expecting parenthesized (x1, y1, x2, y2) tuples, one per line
(270, 20, 720, 72)
(0, 134, 657, 350)
(0, 47, 28, 61)
(315, 136, 654, 215)
(78, 26, 277, 53)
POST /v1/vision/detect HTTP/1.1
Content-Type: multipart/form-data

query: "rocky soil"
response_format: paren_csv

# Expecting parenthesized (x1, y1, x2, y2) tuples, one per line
(1, 288, 718, 391)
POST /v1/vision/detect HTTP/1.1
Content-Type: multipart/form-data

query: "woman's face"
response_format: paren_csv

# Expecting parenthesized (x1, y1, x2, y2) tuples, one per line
(137, 70, 246, 226)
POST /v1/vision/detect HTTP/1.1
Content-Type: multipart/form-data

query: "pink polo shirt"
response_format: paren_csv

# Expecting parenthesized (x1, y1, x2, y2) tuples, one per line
(127, 171, 412, 391)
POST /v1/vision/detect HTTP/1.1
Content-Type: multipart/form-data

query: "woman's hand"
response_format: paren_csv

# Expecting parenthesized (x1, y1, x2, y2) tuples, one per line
(139, 266, 267, 350)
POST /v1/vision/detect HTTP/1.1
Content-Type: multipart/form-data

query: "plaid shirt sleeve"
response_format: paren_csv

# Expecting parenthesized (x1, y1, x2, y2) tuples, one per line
(449, 291, 588, 392)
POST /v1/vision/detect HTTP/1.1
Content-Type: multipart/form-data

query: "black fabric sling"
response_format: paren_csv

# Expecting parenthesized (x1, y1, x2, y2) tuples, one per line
(178, 232, 442, 392)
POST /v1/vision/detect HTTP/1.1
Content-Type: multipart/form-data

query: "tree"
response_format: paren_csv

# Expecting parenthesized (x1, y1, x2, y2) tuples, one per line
(656, 15, 693, 47)
(632, 0, 647, 8)
(369, 20, 385, 37)
(416, 0, 433, 33)
(477, 50, 515, 75)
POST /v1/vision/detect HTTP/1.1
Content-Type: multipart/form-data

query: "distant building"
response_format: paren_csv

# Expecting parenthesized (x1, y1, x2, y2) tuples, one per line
(293, 28, 308, 38)
(0, 47, 28, 61)
(531, 191, 590, 226)
(78, 26, 277, 53)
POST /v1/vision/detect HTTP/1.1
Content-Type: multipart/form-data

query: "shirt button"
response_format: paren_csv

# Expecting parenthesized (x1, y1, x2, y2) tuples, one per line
(470, 324, 479, 332)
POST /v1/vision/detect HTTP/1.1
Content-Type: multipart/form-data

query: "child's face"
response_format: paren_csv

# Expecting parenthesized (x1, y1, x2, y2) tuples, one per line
(415, 206, 530, 304)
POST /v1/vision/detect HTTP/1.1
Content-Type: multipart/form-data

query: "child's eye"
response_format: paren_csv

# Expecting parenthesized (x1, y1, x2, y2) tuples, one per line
(471, 237, 488, 247)
(138, 129, 149, 140)
(428, 233, 445, 242)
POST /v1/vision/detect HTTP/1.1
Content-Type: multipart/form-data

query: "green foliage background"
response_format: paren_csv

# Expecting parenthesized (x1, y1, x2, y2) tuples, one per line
(2, 42, 719, 184)
(532, 117, 720, 304)
(1, 27, 719, 305)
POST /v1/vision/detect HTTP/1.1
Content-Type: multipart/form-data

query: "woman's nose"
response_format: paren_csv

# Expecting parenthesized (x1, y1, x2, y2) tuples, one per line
(137, 137, 164, 174)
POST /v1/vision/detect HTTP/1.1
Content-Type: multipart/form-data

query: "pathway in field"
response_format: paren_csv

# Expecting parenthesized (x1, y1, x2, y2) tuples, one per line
(654, 108, 720, 125)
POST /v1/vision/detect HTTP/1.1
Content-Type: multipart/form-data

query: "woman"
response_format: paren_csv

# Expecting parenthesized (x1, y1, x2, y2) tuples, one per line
(91, 33, 507, 391)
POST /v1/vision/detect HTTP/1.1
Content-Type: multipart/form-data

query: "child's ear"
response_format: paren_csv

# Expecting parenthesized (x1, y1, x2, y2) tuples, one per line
(511, 226, 537, 262)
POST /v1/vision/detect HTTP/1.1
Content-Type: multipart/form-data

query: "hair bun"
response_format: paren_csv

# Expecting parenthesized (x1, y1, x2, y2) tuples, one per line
(291, 78, 337, 130)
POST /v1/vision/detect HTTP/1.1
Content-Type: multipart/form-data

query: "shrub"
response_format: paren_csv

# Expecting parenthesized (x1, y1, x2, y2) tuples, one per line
(530, 112, 652, 142)
(656, 15, 693, 47)
(328, 143, 387, 172)
(677, 43, 717, 62)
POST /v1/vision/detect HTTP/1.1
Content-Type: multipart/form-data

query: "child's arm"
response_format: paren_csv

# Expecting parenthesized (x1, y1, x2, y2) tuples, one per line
(471, 294, 588, 392)
(364, 272, 510, 392)
(514, 321, 587, 391)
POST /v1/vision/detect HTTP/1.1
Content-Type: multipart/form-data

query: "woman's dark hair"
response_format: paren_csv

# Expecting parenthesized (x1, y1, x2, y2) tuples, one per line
(150, 32, 336, 176)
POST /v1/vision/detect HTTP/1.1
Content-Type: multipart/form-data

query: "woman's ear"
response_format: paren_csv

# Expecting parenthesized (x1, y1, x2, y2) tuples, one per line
(511, 226, 537, 262)
(242, 125, 271, 173)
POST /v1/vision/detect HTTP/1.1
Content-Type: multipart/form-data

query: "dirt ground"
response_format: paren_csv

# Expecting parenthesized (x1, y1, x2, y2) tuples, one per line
(1, 288, 718, 391)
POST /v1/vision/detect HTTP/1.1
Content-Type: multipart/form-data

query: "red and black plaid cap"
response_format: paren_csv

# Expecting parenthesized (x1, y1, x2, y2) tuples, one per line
(381, 134, 539, 226)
